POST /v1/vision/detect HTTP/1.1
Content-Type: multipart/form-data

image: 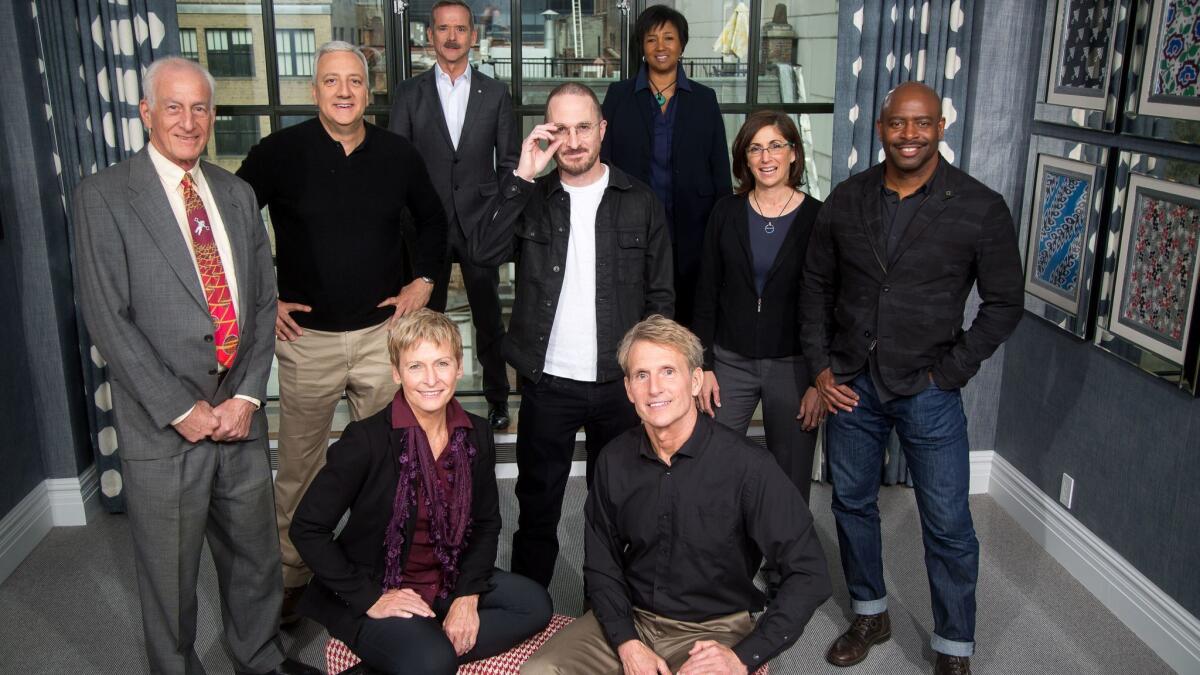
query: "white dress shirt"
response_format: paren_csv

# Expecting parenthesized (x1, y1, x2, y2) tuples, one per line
(543, 165, 610, 382)
(147, 143, 260, 421)
(434, 62, 472, 149)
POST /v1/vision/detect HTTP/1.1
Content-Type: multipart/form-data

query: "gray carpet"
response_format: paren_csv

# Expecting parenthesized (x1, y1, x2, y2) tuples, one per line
(0, 480, 1172, 674)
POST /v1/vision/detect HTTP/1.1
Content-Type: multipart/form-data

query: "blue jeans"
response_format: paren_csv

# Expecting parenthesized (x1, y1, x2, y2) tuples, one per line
(826, 373, 977, 657)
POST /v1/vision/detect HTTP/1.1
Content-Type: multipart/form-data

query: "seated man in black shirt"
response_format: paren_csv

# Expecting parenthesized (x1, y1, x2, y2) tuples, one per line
(522, 316, 831, 675)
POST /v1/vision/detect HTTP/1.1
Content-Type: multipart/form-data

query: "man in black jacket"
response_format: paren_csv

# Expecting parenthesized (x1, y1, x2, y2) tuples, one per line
(470, 82, 674, 589)
(800, 82, 1023, 675)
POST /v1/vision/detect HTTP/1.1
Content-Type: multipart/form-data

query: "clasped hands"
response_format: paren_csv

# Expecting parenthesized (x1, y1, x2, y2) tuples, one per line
(367, 589, 480, 657)
(618, 638, 747, 675)
(172, 398, 255, 443)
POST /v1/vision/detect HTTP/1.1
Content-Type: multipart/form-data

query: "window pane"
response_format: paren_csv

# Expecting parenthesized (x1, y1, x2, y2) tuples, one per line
(755, 0, 837, 107)
(276, 1, 389, 105)
(407, 1, 513, 90)
(520, 0, 623, 106)
(178, 1, 268, 106)
(646, 0, 750, 104)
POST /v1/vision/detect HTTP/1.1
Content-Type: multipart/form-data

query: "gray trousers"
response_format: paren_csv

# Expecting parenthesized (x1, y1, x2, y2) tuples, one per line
(123, 439, 284, 675)
(713, 345, 817, 503)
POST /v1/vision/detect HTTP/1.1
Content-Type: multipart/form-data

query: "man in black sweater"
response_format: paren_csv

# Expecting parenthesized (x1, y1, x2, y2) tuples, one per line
(522, 316, 830, 675)
(236, 41, 446, 623)
(801, 82, 1023, 675)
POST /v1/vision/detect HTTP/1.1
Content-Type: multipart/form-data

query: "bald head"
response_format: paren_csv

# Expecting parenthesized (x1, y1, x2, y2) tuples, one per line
(879, 82, 941, 121)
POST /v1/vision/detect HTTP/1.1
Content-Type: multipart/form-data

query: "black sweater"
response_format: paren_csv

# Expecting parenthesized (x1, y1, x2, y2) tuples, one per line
(693, 193, 822, 369)
(237, 118, 447, 332)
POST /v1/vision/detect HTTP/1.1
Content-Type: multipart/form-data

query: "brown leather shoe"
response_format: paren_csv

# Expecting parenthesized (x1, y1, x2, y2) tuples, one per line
(934, 654, 971, 675)
(280, 585, 304, 627)
(825, 611, 891, 667)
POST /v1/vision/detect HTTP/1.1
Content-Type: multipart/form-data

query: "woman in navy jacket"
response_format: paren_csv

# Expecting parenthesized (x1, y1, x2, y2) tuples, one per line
(601, 5, 731, 328)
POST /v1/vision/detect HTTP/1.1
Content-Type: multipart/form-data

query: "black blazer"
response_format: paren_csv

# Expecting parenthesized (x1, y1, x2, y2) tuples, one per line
(390, 67, 520, 237)
(799, 158, 1024, 394)
(693, 193, 822, 370)
(600, 75, 731, 314)
(289, 406, 500, 643)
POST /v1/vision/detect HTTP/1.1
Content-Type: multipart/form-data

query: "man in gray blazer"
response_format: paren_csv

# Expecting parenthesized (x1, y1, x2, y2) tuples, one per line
(390, 0, 520, 430)
(73, 57, 317, 675)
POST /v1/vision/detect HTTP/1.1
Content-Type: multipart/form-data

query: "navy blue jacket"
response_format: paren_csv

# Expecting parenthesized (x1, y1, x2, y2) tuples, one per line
(601, 76, 731, 326)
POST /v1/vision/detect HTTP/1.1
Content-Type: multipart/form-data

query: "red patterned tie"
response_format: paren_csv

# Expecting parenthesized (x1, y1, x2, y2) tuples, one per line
(181, 173, 239, 369)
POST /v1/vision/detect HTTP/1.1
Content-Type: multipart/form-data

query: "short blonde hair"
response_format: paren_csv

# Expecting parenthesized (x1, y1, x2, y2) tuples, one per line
(617, 315, 704, 375)
(387, 308, 463, 367)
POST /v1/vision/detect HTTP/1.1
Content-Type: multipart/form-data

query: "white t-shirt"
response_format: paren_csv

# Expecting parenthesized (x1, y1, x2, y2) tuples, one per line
(543, 165, 610, 382)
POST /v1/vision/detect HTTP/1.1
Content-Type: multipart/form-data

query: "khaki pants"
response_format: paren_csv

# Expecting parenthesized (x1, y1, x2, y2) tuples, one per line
(274, 319, 398, 588)
(521, 608, 754, 675)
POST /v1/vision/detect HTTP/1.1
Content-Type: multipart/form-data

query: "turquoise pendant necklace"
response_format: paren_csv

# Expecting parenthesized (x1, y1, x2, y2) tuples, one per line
(652, 79, 677, 107)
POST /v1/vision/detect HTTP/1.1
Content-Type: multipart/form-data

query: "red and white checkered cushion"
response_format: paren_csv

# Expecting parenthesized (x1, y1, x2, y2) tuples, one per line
(324, 613, 768, 674)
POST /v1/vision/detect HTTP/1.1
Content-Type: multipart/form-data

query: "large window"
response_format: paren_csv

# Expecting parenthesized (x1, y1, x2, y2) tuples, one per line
(277, 29, 317, 78)
(174, 0, 837, 399)
(205, 29, 255, 77)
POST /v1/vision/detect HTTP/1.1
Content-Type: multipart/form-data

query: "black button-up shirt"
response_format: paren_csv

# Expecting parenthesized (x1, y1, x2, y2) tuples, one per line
(585, 414, 831, 668)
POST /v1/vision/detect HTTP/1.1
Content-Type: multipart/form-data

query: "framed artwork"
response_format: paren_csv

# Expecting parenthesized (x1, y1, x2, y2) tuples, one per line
(1035, 0, 1130, 131)
(1124, 0, 1200, 143)
(1019, 138, 1109, 338)
(1095, 151, 1200, 394)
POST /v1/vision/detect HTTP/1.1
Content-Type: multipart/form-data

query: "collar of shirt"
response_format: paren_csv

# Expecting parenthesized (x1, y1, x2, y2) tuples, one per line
(636, 412, 714, 464)
(634, 63, 693, 93)
(880, 153, 948, 200)
(147, 141, 207, 191)
(434, 61, 473, 88)
(390, 394, 474, 431)
(311, 117, 376, 157)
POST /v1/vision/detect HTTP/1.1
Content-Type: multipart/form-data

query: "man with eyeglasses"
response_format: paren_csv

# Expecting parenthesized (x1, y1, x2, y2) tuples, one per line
(470, 82, 674, 589)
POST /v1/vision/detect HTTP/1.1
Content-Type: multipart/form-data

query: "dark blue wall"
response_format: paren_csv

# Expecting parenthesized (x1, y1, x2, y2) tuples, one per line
(995, 317, 1200, 617)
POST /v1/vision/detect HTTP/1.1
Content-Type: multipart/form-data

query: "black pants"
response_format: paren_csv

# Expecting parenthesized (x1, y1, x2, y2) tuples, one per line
(350, 571, 551, 675)
(428, 221, 510, 406)
(511, 375, 639, 588)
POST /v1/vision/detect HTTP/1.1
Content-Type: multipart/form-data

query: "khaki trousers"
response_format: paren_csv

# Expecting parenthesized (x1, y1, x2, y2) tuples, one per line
(274, 319, 398, 588)
(521, 608, 754, 675)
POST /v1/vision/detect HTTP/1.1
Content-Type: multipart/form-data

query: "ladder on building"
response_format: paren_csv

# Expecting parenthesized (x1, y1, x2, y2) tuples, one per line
(570, 0, 584, 56)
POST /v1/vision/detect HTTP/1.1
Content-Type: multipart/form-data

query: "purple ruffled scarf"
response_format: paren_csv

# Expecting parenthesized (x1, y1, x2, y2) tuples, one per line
(381, 396, 476, 598)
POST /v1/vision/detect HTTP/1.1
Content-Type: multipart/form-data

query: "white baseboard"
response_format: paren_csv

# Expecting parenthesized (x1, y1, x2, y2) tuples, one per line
(494, 460, 585, 480)
(989, 453, 1200, 674)
(45, 462, 100, 527)
(968, 449, 993, 494)
(0, 483, 54, 586)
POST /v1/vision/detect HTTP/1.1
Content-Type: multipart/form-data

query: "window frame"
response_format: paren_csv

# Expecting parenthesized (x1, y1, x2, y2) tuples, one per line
(205, 27, 255, 78)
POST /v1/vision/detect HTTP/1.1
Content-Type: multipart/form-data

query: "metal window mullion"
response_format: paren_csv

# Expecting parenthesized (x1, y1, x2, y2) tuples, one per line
(746, 0, 762, 105)
(511, 0, 523, 104)
(261, 0, 282, 129)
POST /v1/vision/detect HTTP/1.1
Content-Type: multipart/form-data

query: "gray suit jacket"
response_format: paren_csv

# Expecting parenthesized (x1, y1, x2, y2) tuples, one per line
(73, 148, 277, 460)
(389, 66, 519, 237)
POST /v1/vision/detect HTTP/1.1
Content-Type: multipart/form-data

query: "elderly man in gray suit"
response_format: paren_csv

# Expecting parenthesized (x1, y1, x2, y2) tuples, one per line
(390, 0, 520, 430)
(73, 57, 318, 675)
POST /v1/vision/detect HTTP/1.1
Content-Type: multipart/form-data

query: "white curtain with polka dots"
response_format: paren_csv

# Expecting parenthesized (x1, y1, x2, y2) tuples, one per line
(831, 0, 974, 188)
(32, 0, 179, 512)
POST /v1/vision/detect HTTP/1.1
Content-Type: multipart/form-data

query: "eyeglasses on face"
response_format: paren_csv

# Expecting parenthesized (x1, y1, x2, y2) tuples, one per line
(551, 122, 598, 139)
(746, 141, 794, 157)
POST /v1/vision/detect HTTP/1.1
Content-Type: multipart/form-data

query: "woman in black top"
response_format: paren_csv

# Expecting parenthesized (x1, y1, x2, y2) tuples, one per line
(694, 111, 825, 504)
(600, 5, 731, 328)
(290, 309, 551, 674)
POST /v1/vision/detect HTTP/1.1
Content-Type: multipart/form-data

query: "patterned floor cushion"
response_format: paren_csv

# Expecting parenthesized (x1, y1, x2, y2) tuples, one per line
(325, 613, 769, 674)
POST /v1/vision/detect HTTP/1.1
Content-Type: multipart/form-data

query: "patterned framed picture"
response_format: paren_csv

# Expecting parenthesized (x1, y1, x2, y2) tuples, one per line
(1125, 0, 1200, 142)
(1096, 151, 1200, 394)
(1036, 0, 1130, 130)
(1019, 138, 1110, 338)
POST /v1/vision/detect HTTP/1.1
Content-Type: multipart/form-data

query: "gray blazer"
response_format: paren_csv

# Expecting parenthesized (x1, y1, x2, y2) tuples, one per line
(389, 66, 519, 237)
(73, 148, 277, 460)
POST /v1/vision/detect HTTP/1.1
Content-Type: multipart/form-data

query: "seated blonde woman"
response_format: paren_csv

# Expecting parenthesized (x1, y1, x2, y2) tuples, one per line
(290, 309, 551, 674)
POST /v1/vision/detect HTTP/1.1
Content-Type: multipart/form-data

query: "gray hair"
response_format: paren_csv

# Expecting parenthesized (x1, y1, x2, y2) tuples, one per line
(312, 40, 370, 85)
(143, 57, 215, 107)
